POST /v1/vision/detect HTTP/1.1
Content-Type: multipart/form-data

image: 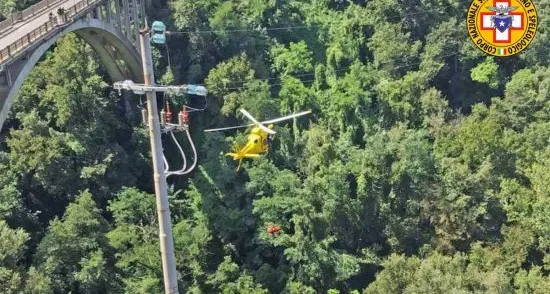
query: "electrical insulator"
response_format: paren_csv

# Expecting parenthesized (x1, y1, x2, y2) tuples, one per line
(165, 102, 172, 123)
(141, 108, 147, 125)
(160, 109, 166, 125)
(182, 107, 189, 125)
(178, 110, 184, 126)
(151, 21, 166, 44)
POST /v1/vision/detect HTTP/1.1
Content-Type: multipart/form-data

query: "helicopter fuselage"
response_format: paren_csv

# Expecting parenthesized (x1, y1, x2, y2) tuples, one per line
(230, 126, 271, 159)
(226, 125, 274, 170)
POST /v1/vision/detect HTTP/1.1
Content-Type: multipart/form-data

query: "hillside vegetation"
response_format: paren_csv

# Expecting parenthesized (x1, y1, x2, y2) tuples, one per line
(1, 0, 550, 293)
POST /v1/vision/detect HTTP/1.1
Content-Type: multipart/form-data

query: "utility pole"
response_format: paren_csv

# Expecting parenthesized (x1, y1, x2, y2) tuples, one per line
(113, 21, 206, 294)
(140, 24, 179, 294)
(139, 26, 179, 294)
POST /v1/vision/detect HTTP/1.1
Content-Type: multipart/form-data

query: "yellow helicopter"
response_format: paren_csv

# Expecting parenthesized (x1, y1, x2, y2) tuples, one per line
(204, 109, 312, 170)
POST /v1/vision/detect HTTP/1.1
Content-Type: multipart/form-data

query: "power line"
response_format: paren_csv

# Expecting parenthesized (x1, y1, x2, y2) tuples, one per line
(166, 25, 316, 35)
(164, 7, 459, 35)
(222, 79, 317, 91)
(106, 51, 459, 93)
(215, 67, 351, 89)
(218, 52, 459, 91)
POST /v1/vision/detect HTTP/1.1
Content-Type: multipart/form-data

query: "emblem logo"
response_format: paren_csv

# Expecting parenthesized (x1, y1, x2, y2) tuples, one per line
(467, 0, 538, 57)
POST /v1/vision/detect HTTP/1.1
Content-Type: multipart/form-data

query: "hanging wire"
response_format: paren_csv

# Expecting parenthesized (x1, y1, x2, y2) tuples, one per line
(165, 131, 188, 178)
(164, 43, 172, 73)
(185, 95, 208, 112)
(161, 43, 171, 111)
(165, 129, 197, 176)
(218, 52, 460, 91)
(169, 51, 460, 92)
(107, 51, 460, 93)
(163, 154, 170, 173)
(161, 41, 208, 113)
(164, 8, 454, 35)
(222, 79, 316, 91)
(166, 25, 317, 35)
(179, 129, 198, 175)
(213, 67, 352, 90)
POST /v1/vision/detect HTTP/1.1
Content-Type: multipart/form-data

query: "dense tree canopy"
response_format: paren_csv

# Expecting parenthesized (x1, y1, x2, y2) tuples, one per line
(1, 0, 550, 293)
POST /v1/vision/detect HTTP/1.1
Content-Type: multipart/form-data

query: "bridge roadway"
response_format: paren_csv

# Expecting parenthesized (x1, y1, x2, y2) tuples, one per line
(0, 0, 81, 48)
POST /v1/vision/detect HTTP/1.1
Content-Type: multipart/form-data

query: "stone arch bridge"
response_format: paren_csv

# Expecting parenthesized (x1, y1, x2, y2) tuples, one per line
(0, 0, 148, 130)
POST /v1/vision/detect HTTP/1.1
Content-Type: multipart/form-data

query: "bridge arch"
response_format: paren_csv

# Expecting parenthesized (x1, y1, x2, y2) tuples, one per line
(0, 18, 143, 130)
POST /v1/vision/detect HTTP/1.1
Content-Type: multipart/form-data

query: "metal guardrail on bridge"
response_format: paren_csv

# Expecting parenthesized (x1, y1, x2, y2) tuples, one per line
(0, 0, 101, 66)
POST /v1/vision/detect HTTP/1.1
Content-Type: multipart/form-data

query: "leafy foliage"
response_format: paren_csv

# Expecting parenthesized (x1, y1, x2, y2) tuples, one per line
(1, 0, 550, 292)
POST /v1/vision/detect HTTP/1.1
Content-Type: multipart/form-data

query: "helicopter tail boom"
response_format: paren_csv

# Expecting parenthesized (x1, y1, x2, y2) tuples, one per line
(226, 152, 240, 159)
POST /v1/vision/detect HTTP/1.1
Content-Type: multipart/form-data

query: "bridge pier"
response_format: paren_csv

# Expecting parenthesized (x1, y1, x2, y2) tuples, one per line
(123, 0, 131, 42)
(0, 69, 10, 87)
(1, 59, 26, 87)
(96, 6, 102, 20)
(105, 1, 112, 24)
(115, 0, 123, 32)
(0, 86, 8, 121)
(131, 0, 139, 48)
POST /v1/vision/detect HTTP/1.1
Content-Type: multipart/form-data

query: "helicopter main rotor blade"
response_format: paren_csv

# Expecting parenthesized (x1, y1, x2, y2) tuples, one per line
(204, 110, 312, 133)
(240, 109, 276, 134)
(261, 110, 312, 125)
(204, 123, 254, 132)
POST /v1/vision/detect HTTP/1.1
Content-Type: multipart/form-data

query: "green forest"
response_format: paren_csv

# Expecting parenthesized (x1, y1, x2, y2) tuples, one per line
(1, 0, 550, 293)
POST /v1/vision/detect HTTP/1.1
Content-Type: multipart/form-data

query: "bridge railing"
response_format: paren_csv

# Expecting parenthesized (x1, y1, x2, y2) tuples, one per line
(0, 0, 61, 34)
(0, 18, 58, 64)
(0, 0, 101, 66)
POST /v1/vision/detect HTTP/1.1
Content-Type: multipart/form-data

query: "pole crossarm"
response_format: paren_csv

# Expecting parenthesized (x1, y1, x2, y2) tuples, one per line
(114, 80, 207, 96)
